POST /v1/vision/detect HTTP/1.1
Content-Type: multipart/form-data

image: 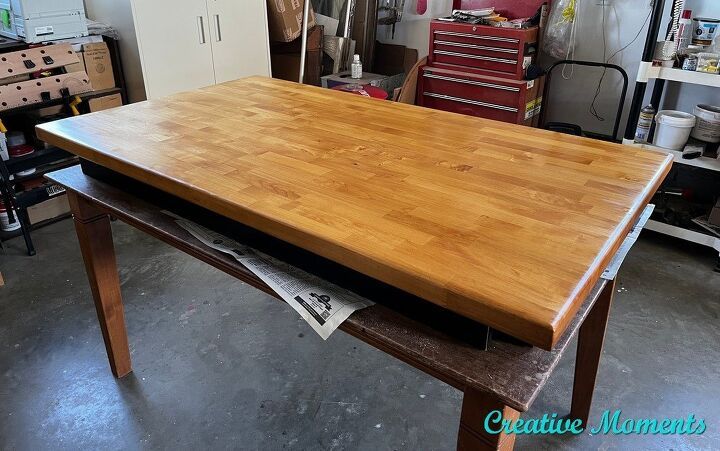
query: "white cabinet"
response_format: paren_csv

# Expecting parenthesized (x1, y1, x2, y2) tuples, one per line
(130, 0, 271, 99)
(206, 0, 272, 84)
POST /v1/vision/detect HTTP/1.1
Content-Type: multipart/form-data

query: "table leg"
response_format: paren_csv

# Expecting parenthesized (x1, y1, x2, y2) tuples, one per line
(69, 192, 132, 378)
(457, 388, 519, 450)
(570, 279, 615, 426)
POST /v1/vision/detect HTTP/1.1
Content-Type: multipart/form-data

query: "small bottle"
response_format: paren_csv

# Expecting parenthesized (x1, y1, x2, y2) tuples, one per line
(351, 54, 362, 79)
(634, 105, 656, 144)
(682, 53, 698, 71)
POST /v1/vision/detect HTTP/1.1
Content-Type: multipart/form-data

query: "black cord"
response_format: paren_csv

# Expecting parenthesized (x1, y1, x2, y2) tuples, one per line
(590, 1, 608, 121)
(589, 8, 652, 122)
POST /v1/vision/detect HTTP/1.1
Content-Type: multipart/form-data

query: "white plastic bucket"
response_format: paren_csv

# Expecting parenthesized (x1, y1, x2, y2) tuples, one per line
(691, 104, 720, 143)
(654, 110, 697, 151)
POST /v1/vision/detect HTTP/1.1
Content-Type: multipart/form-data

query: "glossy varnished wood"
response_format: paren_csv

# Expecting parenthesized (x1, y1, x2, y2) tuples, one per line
(48, 166, 614, 414)
(37, 77, 672, 349)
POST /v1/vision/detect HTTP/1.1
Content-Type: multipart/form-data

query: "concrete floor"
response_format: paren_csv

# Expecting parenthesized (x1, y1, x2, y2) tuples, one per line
(1, 218, 719, 450)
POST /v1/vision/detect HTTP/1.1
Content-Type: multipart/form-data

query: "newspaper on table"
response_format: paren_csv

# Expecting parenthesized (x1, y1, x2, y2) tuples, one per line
(168, 213, 374, 339)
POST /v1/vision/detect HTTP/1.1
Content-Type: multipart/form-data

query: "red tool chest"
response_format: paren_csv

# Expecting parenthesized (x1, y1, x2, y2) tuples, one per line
(428, 22, 539, 80)
(426, 0, 547, 79)
(417, 65, 544, 126)
(417, 0, 548, 126)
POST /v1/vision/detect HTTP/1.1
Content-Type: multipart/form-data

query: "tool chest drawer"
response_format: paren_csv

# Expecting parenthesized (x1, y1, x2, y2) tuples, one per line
(428, 21, 538, 79)
(417, 65, 544, 125)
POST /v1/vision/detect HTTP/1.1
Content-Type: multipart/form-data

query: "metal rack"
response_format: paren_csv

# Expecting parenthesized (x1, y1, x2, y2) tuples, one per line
(622, 0, 720, 267)
(0, 36, 127, 255)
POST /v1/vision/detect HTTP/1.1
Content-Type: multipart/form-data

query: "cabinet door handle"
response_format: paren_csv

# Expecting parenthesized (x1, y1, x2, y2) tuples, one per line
(214, 14, 222, 42)
(197, 16, 207, 44)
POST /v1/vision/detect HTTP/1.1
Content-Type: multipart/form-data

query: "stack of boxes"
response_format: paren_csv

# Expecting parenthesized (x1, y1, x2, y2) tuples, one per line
(417, 0, 547, 127)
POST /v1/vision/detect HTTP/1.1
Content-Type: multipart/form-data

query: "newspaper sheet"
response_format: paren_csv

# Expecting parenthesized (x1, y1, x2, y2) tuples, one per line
(169, 214, 374, 339)
(601, 204, 655, 281)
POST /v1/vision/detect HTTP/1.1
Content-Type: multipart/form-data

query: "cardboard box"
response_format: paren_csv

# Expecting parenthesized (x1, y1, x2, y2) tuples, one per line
(82, 42, 116, 91)
(65, 51, 87, 74)
(27, 195, 70, 225)
(270, 25, 323, 85)
(266, 0, 316, 42)
(88, 93, 123, 112)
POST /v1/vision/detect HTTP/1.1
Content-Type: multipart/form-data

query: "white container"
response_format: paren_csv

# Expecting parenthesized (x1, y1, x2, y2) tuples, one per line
(654, 110, 697, 150)
(0, 203, 21, 232)
(696, 52, 720, 73)
(691, 104, 720, 143)
(693, 17, 720, 46)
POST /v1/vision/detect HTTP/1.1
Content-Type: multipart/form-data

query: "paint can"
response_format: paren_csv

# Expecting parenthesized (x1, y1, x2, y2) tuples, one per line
(634, 105, 656, 144)
(0, 199, 21, 232)
(6, 131, 35, 176)
(692, 17, 720, 46)
(654, 110, 697, 151)
(691, 104, 720, 143)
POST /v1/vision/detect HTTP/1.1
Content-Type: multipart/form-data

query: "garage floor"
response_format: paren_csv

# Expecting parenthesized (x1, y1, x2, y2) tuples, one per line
(1, 218, 719, 450)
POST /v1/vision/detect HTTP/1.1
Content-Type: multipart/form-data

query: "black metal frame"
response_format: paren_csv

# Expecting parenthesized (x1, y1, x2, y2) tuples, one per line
(624, 0, 668, 142)
(539, 60, 629, 142)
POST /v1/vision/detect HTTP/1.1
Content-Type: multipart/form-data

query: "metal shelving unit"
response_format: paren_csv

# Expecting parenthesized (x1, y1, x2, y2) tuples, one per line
(0, 36, 128, 255)
(623, 0, 720, 268)
(623, 140, 720, 172)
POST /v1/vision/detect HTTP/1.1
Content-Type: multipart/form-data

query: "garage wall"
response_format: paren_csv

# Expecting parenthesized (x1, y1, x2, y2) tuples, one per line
(84, 0, 146, 103)
(380, 0, 720, 137)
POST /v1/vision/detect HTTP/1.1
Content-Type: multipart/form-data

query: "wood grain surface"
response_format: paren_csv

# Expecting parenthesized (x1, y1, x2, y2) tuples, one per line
(36, 77, 672, 349)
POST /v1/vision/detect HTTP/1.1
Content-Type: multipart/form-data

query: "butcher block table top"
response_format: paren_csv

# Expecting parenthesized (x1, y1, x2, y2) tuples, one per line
(36, 76, 672, 350)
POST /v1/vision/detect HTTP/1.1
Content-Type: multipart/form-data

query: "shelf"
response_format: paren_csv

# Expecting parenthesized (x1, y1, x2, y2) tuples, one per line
(622, 139, 720, 172)
(0, 87, 122, 117)
(645, 219, 720, 253)
(11, 156, 78, 185)
(639, 62, 720, 88)
(4, 146, 74, 174)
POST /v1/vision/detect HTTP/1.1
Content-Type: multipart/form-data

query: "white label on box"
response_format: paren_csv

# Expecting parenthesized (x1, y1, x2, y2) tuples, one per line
(526, 80, 535, 89)
(35, 26, 54, 36)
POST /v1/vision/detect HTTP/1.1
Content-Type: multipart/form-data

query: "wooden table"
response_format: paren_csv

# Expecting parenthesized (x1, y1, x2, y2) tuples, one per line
(36, 77, 672, 350)
(37, 76, 673, 449)
(51, 165, 611, 450)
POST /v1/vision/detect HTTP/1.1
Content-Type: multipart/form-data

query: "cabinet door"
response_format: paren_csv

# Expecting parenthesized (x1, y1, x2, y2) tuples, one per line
(130, 0, 216, 98)
(206, 0, 271, 84)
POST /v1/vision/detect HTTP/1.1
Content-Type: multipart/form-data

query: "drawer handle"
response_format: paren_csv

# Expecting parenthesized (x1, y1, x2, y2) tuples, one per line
(423, 92, 519, 112)
(423, 73, 521, 92)
(434, 31, 519, 44)
(434, 40, 519, 54)
(433, 50, 517, 65)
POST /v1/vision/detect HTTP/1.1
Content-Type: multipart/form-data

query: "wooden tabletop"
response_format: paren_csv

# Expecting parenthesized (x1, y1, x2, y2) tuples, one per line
(36, 77, 672, 350)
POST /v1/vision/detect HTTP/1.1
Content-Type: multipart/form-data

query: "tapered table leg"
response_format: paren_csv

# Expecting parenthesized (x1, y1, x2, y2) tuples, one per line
(68, 192, 132, 378)
(570, 279, 615, 426)
(457, 388, 519, 450)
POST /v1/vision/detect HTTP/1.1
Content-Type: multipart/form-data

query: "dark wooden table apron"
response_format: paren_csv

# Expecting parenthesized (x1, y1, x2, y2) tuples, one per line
(48, 166, 616, 451)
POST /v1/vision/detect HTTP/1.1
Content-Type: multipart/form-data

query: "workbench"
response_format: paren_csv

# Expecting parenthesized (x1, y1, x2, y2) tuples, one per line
(38, 77, 672, 449)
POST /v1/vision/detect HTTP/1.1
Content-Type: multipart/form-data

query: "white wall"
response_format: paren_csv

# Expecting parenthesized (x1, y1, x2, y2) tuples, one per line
(84, 0, 146, 103)
(381, 0, 720, 138)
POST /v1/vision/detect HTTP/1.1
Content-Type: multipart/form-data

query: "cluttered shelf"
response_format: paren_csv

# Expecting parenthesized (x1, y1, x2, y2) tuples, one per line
(0, 87, 123, 117)
(10, 155, 78, 185)
(639, 64, 720, 88)
(623, 139, 720, 172)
